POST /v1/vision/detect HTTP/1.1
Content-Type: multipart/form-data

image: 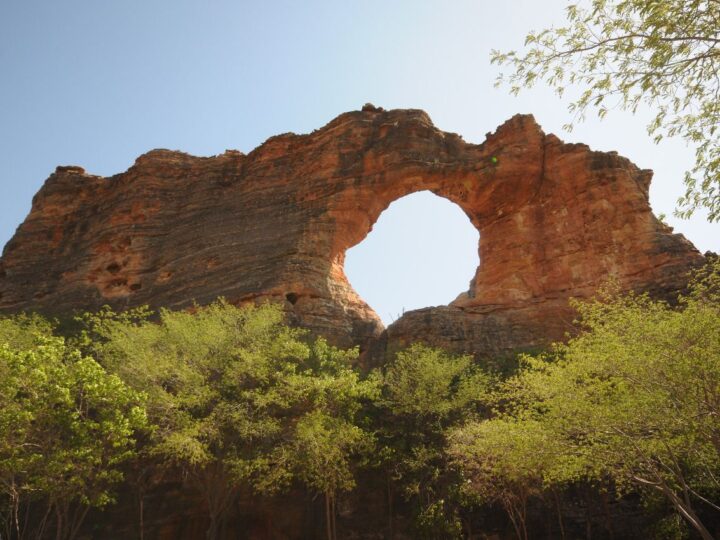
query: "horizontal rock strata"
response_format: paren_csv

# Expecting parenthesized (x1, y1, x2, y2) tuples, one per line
(0, 106, 704, 359)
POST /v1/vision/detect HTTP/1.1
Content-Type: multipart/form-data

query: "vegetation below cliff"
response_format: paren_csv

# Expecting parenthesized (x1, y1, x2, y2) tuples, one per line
(1, 260, 719, 540)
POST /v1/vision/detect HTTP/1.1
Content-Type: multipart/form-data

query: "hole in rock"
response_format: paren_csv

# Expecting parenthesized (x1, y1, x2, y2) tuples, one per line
(107, 279, 127, 289)
(344, 191, 479, 326)
(286, 292, 299, 305)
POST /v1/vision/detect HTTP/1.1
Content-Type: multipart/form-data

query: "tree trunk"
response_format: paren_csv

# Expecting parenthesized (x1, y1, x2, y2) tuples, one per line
(331, 494, 337, 540)
(55, 504, 63, 540)
(552, 488, 566, 540)
(504, 496, 524, 540)
(507, 511, 522, 540)
(519, 497, 528, 540)
(633, 474, 715, 540)
(583, 489, 592, 540)
(660, 484, 714, 540)
(387, 475, 394, 540)
(599, 489, 614, 539)
(207, 514, 220, 540)
(67, 504, 89, 540)
(139, 495, 145, 540)
(201, 466, 236, 540)
(11, 488, 20, 540)
(325, 491, 332, 540)
(36, 501, 53, 540)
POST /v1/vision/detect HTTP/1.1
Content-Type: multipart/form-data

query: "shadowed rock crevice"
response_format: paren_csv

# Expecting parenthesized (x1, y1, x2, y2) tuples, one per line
(0, 107, 704, 360)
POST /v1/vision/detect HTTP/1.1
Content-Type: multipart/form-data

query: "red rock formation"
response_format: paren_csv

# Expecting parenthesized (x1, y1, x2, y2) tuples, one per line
(0, 106, 704, 359)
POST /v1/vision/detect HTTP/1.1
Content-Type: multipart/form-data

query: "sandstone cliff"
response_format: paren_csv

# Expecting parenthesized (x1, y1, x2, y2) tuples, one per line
(0, 106, 704, 360)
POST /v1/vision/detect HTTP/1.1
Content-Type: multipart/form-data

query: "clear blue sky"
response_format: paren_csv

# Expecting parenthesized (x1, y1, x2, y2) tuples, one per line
(1, 1, 717, 325)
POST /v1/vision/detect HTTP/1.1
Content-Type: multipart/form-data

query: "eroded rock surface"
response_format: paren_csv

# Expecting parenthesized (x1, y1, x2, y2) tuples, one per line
(0, 107, 704, 359)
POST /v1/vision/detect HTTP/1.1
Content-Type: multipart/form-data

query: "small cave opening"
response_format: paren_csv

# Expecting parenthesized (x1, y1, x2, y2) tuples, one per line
(286, 292, 299, 305)
(344, 191, 479, 326)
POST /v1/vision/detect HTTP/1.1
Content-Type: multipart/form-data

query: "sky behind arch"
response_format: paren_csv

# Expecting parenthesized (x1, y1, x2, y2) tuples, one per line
(1, 0, 716, 322)
(345, 191, 480, 325)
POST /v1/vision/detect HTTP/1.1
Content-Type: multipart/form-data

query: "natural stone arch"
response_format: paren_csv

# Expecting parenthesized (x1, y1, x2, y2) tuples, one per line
(0, 106, 704, 361)
(287, 109, 700, 357)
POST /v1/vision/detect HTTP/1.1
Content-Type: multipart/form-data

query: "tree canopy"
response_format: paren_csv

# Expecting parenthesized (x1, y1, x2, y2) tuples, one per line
(450, 260, 720, 539)
(375, 344, 493, 538)
(492, 0, 720, 221)
(80, 300, 377, 540)
(0, 317, 147, 540)
(3, 267, 720, 538)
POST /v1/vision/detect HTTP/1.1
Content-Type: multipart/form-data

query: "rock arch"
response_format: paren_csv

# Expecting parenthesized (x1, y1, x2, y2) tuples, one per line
(0, 106, 704, 360)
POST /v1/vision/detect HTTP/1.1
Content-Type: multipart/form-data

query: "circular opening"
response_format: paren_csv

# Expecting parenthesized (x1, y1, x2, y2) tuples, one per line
(344, 191, 479, 326)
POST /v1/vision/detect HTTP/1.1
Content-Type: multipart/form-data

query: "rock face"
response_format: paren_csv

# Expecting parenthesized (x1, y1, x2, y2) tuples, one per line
(0, 107, 704, 359)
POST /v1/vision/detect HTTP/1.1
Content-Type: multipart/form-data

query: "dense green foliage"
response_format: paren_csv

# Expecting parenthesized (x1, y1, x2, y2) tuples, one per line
(2, 263, 720, 538)
(375, 344, 492, 538)
(450, 260, 720, 539)
(77, 300, 376, 540)
(492, 0, 720, 221)
(0, 316, 147, 540)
